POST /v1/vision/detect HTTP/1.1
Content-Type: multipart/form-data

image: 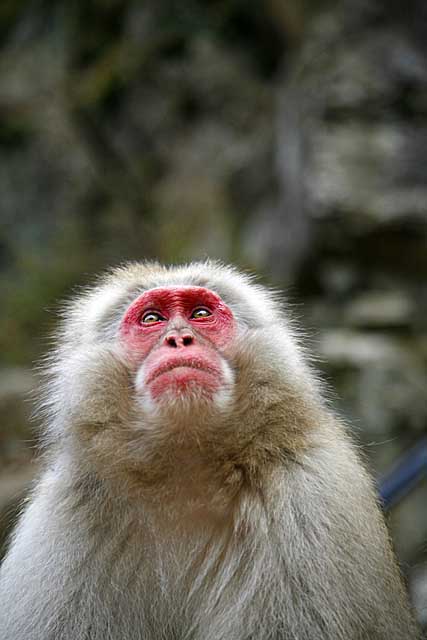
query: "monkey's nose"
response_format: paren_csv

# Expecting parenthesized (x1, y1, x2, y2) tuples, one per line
(164, 331, 194, 348)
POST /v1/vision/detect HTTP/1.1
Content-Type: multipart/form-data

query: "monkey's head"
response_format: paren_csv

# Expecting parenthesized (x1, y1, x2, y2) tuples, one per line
(44, 262, 321, 502)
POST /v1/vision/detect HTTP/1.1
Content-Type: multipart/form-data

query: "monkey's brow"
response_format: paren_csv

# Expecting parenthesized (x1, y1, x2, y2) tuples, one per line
(93, 278, 252, 339)
(88, 283, 201, 337)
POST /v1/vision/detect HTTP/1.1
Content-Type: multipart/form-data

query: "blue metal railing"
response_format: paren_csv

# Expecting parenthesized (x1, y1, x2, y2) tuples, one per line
(379, 437, 427, 510)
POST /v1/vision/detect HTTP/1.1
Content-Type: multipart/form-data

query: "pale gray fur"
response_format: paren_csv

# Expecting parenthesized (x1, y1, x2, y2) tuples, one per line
(0, 261, 419, 639)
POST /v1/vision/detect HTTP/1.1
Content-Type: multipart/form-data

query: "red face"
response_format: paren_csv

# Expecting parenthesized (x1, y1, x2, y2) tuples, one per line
(120, 286, 236, 400)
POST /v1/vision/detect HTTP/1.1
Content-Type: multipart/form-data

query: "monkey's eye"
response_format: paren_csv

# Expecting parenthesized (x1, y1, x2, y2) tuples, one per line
(191, 308, 212, 319)
(140, 311, 165, 324)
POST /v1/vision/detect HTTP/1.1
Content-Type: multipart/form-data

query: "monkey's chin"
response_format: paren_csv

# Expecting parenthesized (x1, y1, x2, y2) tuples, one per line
(136, 365, 235, 418)
(150, 367, 220, 397)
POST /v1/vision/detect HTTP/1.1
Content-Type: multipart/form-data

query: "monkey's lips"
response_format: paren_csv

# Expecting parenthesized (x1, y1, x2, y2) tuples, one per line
(144, 355, 222, 398)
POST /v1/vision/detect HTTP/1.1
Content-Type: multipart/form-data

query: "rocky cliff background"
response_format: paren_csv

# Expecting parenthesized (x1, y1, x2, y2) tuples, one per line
(0, 0, 426, 630)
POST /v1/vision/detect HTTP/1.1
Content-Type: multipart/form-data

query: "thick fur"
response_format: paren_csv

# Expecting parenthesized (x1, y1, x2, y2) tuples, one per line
(0, 261, 419, 639)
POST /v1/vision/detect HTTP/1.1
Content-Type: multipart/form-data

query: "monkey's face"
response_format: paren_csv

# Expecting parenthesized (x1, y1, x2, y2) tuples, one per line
(119, 286, 236, 414)
(49, 263, 312, 496)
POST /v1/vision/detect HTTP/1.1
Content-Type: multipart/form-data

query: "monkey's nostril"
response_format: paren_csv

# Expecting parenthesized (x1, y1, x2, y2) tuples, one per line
(182, 336, 193, 346)
(166, 336, 178, 347)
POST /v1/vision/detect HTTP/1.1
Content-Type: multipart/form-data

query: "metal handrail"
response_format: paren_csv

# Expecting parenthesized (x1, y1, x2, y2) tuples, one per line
(379, 437, 427, 510)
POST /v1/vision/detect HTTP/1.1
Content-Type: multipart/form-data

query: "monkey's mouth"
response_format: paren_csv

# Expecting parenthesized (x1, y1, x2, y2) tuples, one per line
(146, 358, 220, 386)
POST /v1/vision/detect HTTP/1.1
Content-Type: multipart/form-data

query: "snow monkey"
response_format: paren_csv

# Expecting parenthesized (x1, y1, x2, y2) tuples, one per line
(0, 262, 420, 639)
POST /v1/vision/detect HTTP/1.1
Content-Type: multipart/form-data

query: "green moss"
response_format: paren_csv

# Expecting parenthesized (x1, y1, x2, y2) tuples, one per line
(0, 116, 34, 149)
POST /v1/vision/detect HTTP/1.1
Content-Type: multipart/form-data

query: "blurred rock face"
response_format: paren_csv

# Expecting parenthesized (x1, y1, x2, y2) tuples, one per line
(270, 3, 427, 611)
(273, 2, 427, 438)
(0, 368, 36, 557)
